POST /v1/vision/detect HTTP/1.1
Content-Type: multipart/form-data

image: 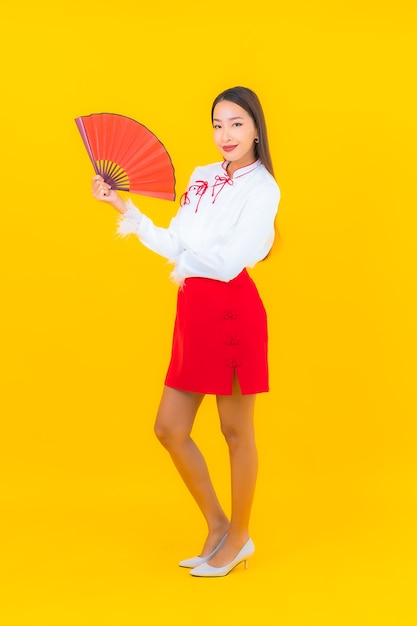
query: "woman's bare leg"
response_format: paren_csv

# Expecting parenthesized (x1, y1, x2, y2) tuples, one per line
(154, 385, 229, 556)
(208, 375, 258, 567)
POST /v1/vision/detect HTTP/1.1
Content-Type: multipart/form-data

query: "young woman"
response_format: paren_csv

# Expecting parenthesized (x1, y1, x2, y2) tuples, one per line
(91, 86, 280, 577)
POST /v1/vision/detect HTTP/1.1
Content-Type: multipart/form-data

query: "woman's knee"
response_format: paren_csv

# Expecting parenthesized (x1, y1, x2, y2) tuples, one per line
(154, 413, 192, 449)
(154, 418, 175, 447)
(154, 386, 202, 448)
(153, 419, 168, 445)
(220, 422, 252, 450)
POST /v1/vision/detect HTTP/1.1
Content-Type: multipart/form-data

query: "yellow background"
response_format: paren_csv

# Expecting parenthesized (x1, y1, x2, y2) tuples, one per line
(1, 1, 416, 624)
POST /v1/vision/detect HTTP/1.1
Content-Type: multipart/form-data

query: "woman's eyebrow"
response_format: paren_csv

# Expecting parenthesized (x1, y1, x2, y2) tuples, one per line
(212, 116, 244, 122)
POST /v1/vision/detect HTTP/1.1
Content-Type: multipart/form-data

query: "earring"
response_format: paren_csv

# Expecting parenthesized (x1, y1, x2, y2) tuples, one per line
(254, 137, 259, 144)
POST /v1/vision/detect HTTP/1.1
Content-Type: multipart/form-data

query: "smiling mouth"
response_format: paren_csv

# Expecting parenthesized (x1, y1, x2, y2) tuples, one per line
(223, 145, 237, 152)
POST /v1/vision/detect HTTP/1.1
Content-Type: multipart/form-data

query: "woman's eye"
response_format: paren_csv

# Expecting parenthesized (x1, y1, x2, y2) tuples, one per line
(233, 122, 242, 127)
(213, 124, 221, 129)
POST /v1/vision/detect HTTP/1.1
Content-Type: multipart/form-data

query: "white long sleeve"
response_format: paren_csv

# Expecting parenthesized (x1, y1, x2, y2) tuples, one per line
(116, 160, 280, 283)
(116, 199, 184, 262)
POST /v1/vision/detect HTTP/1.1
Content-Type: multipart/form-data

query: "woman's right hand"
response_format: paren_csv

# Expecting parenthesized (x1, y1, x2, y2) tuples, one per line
(91, 175, 127, 213)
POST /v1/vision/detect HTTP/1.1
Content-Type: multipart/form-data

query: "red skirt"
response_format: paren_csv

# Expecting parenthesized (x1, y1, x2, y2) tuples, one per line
(165, 269, 269, 395)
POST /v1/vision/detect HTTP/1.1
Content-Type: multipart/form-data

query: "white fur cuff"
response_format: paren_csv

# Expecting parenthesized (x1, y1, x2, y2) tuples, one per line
(116, 199, 143, 237)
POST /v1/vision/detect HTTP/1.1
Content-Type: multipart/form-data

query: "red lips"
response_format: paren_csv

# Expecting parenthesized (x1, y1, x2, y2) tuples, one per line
(223, 145, 237, 152)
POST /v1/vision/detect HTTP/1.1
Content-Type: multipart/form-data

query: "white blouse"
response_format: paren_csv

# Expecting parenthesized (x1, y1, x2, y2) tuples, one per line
(117, 159, 280, 284)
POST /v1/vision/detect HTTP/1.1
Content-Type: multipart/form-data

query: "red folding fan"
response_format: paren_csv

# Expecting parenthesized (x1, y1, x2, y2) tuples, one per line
(75, 113, 176, 201)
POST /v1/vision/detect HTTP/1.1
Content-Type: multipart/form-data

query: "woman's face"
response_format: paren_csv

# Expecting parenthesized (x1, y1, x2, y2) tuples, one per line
(212, 100, 258, 173)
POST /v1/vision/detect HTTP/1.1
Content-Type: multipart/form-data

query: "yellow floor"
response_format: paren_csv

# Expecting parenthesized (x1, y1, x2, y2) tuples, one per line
(1, 465, 415, 625)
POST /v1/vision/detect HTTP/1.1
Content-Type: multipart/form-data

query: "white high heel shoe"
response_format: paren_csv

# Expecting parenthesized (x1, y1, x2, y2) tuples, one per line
(179, 534, 228, 568)
(190, 538, 255, 577)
